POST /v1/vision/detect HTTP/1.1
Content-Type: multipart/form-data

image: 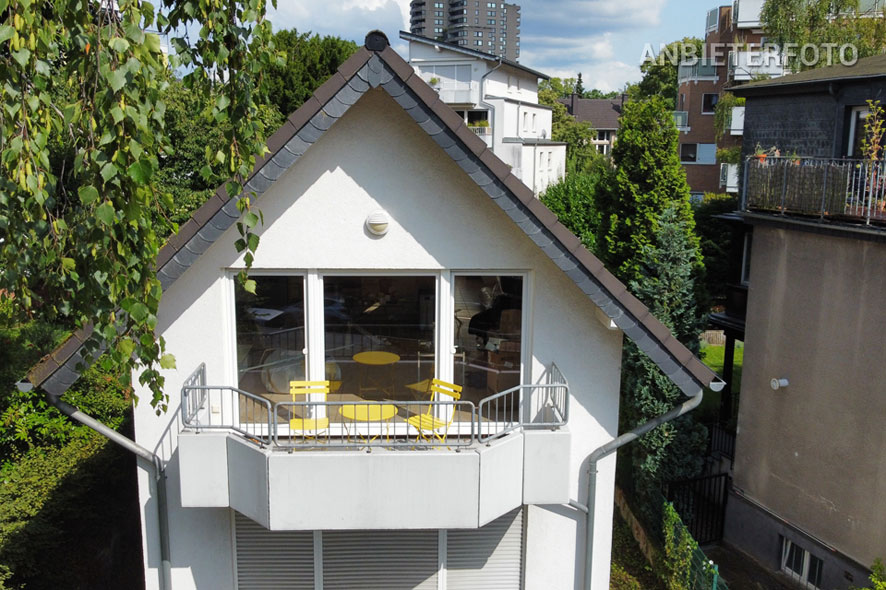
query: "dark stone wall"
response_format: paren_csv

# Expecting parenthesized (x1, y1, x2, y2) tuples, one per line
(742, 79, 886, 160)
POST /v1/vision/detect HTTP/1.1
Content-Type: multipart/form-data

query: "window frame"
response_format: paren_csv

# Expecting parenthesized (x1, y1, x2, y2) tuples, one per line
(227, 269, 531, 427)
(680, 143, 698, 163)
(702, 93, 719, 114)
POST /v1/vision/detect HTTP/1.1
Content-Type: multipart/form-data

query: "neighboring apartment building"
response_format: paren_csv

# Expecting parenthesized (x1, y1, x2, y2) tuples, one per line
(560, 95, 624, 155)
(27, 32, 720, 590)
(676, 0, 783, 197)
(725, 55, 886, 589)
(402, 31, 566, 195)
(409, 0, 521, 61)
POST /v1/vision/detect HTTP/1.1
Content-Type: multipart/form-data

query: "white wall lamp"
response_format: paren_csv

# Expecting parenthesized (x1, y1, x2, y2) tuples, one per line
(770, 378, 790, 391)
(365, 210, 389, 236)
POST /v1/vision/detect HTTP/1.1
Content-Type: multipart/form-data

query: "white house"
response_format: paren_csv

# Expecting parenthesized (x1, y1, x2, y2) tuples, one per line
(402, 31, 566, 196)
(28, 31, 718, 590)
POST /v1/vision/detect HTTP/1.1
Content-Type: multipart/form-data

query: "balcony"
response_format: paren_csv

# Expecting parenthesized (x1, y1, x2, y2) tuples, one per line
(673, 110, 690, 131)
(743, 157, 886, 226)
(176, 363, 572, 530)
(720, 163, 739, 193)
(730, 105, 745, 135)
(468, 124, 493, 148)
(729, 49, 784, 82)
(677, 58, 717, 83)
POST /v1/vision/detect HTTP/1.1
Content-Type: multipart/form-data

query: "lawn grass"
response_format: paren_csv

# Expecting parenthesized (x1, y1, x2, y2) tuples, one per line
(697, 340, 743, 424)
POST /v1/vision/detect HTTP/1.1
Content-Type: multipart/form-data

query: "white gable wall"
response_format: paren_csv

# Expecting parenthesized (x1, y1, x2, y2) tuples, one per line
(134, 88, 621, 590)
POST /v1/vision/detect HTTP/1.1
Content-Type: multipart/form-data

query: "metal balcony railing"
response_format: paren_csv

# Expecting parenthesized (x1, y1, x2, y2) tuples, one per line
(181, 362, 569, 450)
(742, 156, 886, 225)
(677, 58, 717, 82)
(673, 110, 689, 129)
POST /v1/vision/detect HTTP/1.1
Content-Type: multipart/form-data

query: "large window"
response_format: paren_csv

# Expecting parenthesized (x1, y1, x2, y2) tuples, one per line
(234, 276, 306, 394)
(702, 93, 719, 114)
(453, 275, 523, 406)
(232, 273, 524, 414)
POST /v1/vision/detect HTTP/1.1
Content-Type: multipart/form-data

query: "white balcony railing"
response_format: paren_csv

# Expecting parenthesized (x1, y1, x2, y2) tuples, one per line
(720, 163, 739, 193)
(180, 362, 569, 450)
(729, 49, 784, 81)
(673, 110, 690, 131)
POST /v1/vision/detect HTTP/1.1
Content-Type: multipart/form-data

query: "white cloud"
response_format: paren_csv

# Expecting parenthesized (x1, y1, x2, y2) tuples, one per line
(521, 0, 665, 33)
(267, 0, 408, 44)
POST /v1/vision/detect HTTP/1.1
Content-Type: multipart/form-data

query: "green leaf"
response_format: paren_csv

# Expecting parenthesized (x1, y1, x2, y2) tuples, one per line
(127, 160, 152, 184)
(12, 48, 30, 68)
(96, 202, 116, 225)
(118, 338, 136, 358)
(247, 232, 260, 252)
(109, 37, 130, 53)
(144, 33, 162, 53)
(78, 185, 100, 205)
(110, 106, 124, 124)
(105, 68, 126, 93)
(100, 163, 118, 183)
(159, 354, 177, 370)
(243, 211, 259, 229)
(243, 279, 257, 294)
(61, 258, 76, 271)
(0, 25, 12, 45)
(129, 301, 149, 322)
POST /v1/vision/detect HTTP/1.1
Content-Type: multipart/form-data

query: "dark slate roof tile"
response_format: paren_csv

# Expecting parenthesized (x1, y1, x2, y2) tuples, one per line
(283, 135, 312, 158)
(312, 72, 347, 107)
(309, 110, 336, 132)
(524, 198, 559, 230)
(348, 74, 370, 94)
(336, 47, 371, 80)
(196, 221, 225, 244)
(155, 244, 176, 270)
(403, 71, 442, 111)
(191, 193, 227, 227)
(265, 120, 297, 155)
(380, 46, 415, 82)
(453, 122, 488, 157)
(271, 144, 299, 170)
(322, 95, 351, 119)
(288, 96, 322, 131)
(443, 142, 470, 161)
(297, 121, 325, 144)
(501, 173, 535, 204)
(337, 82, 365, 106)
(245, 171, 273, 195)
(477, 149, 512, 182)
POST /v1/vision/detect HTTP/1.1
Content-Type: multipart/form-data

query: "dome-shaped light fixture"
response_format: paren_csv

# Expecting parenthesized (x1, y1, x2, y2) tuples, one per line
(365, 210, 389, 236)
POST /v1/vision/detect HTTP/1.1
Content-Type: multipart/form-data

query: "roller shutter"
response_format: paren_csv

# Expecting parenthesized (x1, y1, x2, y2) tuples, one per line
(234, 512, 314, 590)
(447, 508, 524, 589)
(322, 530, 438, 590)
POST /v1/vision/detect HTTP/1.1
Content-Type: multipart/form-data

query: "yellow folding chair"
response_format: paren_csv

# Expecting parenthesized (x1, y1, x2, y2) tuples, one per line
(406, 379, 463, 443)
(289, 380, 330, 436)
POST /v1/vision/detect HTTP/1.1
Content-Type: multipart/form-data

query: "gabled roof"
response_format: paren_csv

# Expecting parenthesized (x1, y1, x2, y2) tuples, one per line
(560, 97, 624, 131)
(400, 31, 550, 81)
(29, 30, 720, 398)
(731, 53, 886, 96)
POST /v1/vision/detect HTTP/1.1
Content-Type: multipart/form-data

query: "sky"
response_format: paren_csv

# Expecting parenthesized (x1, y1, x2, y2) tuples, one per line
(266, 0, 721, 92)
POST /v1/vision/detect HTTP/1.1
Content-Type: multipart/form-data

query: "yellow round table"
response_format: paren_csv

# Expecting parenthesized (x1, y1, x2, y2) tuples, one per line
(340, 403, 398, 422)
(340, 403, 398, 443)
(353, 351, 400, 397)
(352, 351, 400, 366)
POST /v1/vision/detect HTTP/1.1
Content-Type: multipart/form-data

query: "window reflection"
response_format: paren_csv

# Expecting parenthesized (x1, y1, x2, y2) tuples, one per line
(234, 276, 306, 396)
(454, 275, 522, 405)
(324, 276, 436, 402)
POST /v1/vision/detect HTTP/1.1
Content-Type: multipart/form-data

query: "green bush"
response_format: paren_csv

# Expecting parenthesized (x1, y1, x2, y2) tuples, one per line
(0, 431, 142, 589)
(610, 563, 642, 590)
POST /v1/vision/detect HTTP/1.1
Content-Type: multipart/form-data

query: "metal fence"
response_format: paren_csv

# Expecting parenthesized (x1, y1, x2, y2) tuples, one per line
(651, 490, 730, 590)
(665, 473, 731, 545)
(744, 156, 886, 225)
(271, 399, 476, 449)
(181, 362, 569, 450)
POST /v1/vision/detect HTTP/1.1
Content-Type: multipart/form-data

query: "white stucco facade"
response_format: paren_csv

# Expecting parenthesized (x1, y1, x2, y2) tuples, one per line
(406, 38, 566, 195)
(133, 88, 621, 590)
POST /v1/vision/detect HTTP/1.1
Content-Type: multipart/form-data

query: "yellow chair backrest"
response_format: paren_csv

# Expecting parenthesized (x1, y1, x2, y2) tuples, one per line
(290, 380, 330, 400)
(429, 378, 462, 402)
